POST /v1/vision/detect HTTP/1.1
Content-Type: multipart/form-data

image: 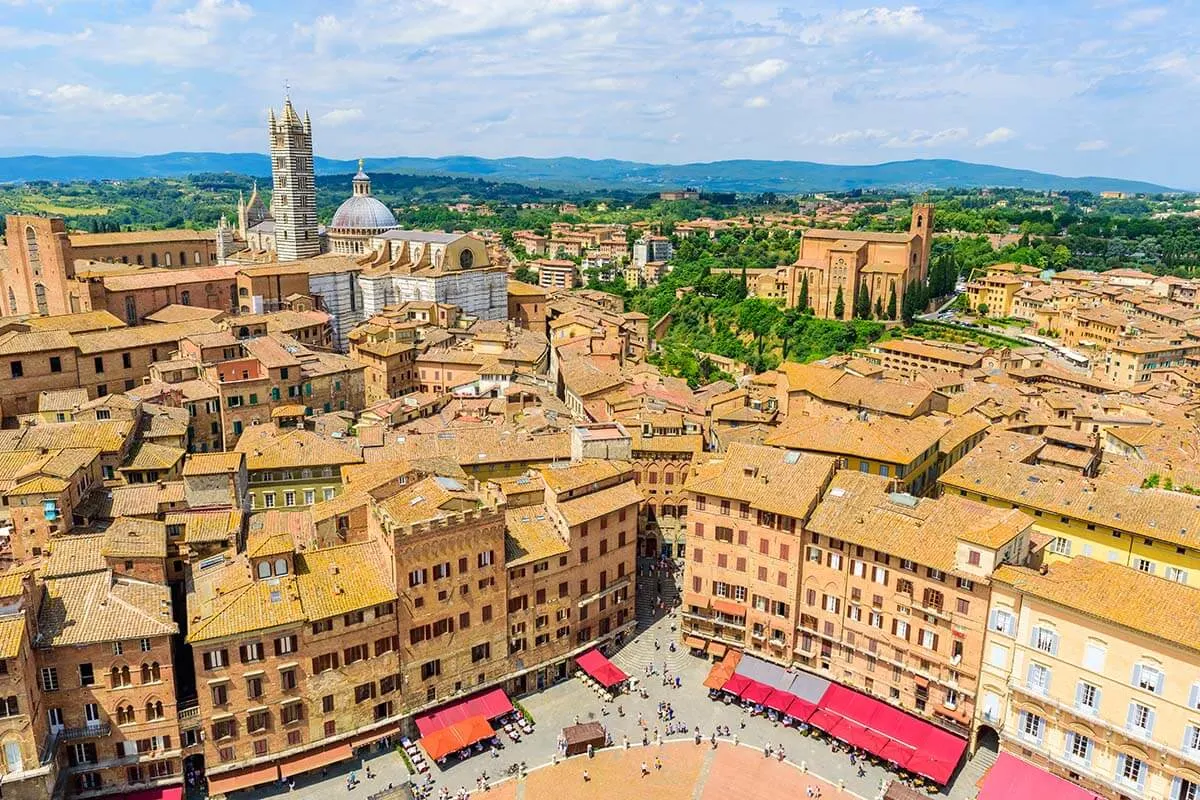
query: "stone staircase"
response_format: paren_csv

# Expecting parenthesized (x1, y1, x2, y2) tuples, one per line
(610, 562, 687, 676)
(953, 744, 998, 792)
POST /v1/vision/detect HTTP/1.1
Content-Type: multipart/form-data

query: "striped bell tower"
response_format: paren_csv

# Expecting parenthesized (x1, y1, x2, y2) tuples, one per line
(269, 95, 320, 261)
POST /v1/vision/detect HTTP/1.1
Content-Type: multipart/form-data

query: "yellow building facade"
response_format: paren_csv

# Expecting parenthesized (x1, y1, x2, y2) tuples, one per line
(977, 558, 1200, 800)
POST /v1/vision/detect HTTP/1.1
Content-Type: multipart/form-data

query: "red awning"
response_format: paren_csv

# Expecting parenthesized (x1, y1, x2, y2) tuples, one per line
(207, 764, 281, 796)
(817, 684, 967, 785)
(880, 739, 916, 767)
(416, 688, 515, 736)
(978, 753, 1105, 800)
(421, 715, 494, 761)
(807, 707, 844, 734)
(279, 742, 354, 778)
(763, 688, 794, 714)
(784, 695, 817, 722)
(721, 673, 751, 696)
(576, 648, 629, 688)
(125, 789, 183, 800)
(711, 598, 746, 617)
(352, 725, 401, 749)
(741, 680, 772, 705)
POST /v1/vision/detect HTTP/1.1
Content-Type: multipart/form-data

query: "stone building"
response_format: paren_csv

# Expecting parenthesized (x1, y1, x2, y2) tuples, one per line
(269, 97, 320, 262)
(0, 215, 93, 317)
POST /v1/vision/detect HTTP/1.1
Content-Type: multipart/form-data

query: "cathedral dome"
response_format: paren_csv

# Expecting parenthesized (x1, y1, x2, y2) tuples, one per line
(329, 194, 398, 232)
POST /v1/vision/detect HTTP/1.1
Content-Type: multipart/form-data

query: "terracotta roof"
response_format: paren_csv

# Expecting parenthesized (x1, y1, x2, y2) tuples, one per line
(555, 479, 643, 528)
(188, 566, 307, 643)
(100, 265, 238, 292)
(870, 339, 984, 367)
(507, 280, 548, 297)
(25, 310, 126, 333)
(994, 558, 1200, 653)
(37, 571, 176, 648)
(178, 510, 243, 545)
(107, 481, 186, 518)
(0, 617, 24, 660)
(246, 510, 313, 558)
(809, 471, 1031, 571)
(43, 534, 106, 579)
(541, 459, 632, 495)
(376, 475, 486, 527)
(236, 427, 362, 472)
(777, 363, 933, 418)
(182, 451, 244, 477)
(145, 304, 226, 324)
(685, 443, 836, 519)
(5, 420, 132, 454)
(505, 505, 569, 566)
(71, 228, 214, 246)
(0, 329, 74, 355)
(940, 440, 1200, 547)
(295, 541, 395, 620)
(766, 413, 949, 466)
(119, 442, 185, 473)
(0, 569, 30, 600)
(364, 429, 569, 468)
(74, 319, 221, 354)
(101, 517, 168, 559)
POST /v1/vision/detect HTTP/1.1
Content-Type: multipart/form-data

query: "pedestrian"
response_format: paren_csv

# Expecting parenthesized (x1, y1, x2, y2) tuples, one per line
(710, 732, 717, 749)
(655, 755, 662, 771)
(583, 770, 590, 783)
(654, 639, 660, 650)
(641, 761, 649, 777)
(675, 676, 681, 689)
(733, 732, 739, 746)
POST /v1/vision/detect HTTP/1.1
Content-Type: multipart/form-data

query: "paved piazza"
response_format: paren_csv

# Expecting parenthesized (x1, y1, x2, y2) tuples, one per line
(229, 565, 986, 800)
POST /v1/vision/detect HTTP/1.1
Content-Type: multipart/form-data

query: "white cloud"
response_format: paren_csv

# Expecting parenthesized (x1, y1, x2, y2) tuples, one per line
(885, 127, 970, 148)
(799, 6, 960, 46)
(27, 83, 182, 120)
(744, 96, 769, 108)
(976, 127, 1015, 147)
(1076, 139, 1109, 151)
(320, 108, 364, 126)
(823, 128, 890, 145)
(1117, 7, 1166, 30)
(181, 0, 252, 29)
(723, 58, 788, 87)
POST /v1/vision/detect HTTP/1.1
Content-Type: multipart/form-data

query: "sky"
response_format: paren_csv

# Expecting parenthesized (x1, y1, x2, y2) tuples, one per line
(0, 0, 1196, 186)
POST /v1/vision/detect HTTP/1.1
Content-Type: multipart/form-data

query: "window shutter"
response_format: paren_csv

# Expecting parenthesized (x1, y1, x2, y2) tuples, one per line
(1074, 682, 1084, 709)
(1017, 710, 1027, 735)
(1030, 626, 1040, 647)
(1026, 663, 1037, 688)
(1125, 703, 1137, 730)
(202, 652, 212, 670)
(1115, 753, 1126, 780)
(1188, 683, 1200, 710)
(1131, 664, 1143, 688)
(1036, 718, 1045, 746)
(1084, 738, 1092, 767)
(1137, 760, 1146, 790)
(238, 645, 248, 663)
(1172, 776, 1183, 800)
(1154, 670, 1164, 695)
(1145, 709, 1156, 736)
(1050, 633, 1059, 656)
(1093, 687, 1102, 713)
(1062, 732, 1073, 758)
(988, 610, 999, 630)
(1183, 726, 1196, 753)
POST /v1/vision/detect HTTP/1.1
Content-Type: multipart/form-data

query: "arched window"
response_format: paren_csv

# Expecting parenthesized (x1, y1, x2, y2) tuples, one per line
(150, 662, 160, 682)
(239, 287, 249, 297)
(140, 663, 151, 683)
(194, 251, 201, 265)
(117, 705, 135, 725)
(7, 288, 16, 315)
(121, 665, 131, 686)
(164, 252, 172, 266)
(125, 296, 137, 324)
(136, 255, 144, 266)
(151, 253, 159, 268)
(257, 561, 271, 579)
(180, 251, 188, 266)
(34, 284, 48, 316)
(181, 290, 191, 306)
(110, 667, 121, 686)
(25, 226, 40, 275)
(145, 700, 163, 720)
(917, 214, 923, 228)
(273, 558, 288, 576)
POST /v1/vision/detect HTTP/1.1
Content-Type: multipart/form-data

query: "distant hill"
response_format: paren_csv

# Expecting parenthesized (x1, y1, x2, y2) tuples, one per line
(0, 152, 1175, 194)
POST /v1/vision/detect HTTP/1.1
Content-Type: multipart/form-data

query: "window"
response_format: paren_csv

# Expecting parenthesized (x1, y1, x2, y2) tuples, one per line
(1127, 701, 1155, 737)
(211, 684, 228, 706)
(967, 550, 981, 566)
(1017, 710, 1044, 744)
(1075, 681, 1100, 714)
(281, 669, 297, 691)
(1065, 731, 1092, 764)
(40, 667, 59, 691)
(239, 642, 264, 663)
(1116, 753, 1146, 789)
(79, 663, 94, 687)
(1026, 663, 1051, 695)
(1134, 557, 1154, 574)
(1133, 664, 1164, 694)
(322, 695, 335, 714)
(892, 620, 909, 640)
(274, 635, 298, 655)
(421, 660, 441, 681)
(919, 629, 938, 650)
(1083, 641, 1106, 672)
(1166, 566, 1189, 584)
(988, 608, 1016, 636)
(1031, 626, 1059, 656)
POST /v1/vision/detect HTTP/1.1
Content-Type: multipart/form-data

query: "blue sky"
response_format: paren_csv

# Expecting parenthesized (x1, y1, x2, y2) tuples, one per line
(0, 0, 1195, 186)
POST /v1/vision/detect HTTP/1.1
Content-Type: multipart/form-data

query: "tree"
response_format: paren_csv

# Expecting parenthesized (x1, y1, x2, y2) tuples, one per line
(874, 297, 883, 319)
(798, 272, 809, 312)
(854, 283, 871, 319)
(736, 298, 781, 367)
(977, 302, 990, 317)
(833, 286, 845, 320)
(886, 281, 897, 320)
(513, 266, 538, 285)
(901, 280, 919, 325)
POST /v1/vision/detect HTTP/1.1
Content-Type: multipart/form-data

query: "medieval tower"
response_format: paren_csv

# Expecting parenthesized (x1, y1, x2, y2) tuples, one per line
(268, 96, 320, 261)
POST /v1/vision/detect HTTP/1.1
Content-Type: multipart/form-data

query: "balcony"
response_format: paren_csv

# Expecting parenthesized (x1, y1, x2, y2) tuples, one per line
(61, 723, 111, 741)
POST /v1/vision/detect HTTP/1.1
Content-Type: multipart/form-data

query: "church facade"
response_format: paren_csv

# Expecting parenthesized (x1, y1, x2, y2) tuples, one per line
(754, 203, 935, 320)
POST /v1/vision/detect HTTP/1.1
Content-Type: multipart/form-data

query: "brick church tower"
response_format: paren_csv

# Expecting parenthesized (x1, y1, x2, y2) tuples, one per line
(909, 202, 935, 281)
(268, 96, 320, 262)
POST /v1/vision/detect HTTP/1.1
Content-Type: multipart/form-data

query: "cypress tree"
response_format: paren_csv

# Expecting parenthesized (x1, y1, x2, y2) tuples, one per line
(886, 281, 897, 320)
(855, 283, 871, 319)
(833, 286, 845, 319)
(798, 272, 809, 312)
